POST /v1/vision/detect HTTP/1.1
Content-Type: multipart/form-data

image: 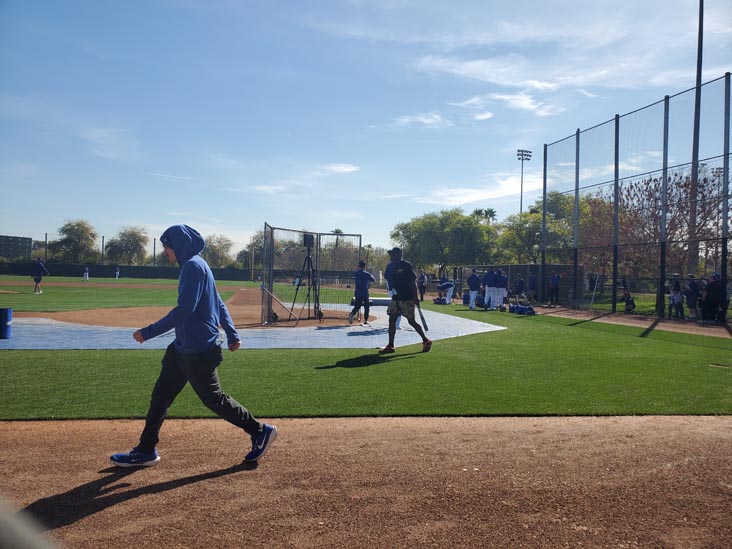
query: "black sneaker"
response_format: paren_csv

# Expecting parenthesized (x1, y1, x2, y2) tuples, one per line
(245, 424, 278, 462)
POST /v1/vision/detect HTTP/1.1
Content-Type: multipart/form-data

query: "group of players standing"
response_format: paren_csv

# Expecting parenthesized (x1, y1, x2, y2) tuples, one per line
(466, 268, 540, 311)
(667, 273, 728, 324)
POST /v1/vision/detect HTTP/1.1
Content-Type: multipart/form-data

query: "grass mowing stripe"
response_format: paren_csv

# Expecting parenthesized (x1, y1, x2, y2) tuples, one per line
(0, 286, 233, 312)
(0, 275, 254, 287)
(1, 283, 730, 419)
(1, 319, 730, 419)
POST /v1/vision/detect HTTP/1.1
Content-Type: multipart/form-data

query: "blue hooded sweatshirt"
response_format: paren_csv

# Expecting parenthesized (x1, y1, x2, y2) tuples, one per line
(140, 225, 239, 353)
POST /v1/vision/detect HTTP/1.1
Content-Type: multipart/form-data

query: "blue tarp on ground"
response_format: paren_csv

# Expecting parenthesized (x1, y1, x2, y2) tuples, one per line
(0, 308, 504, 350)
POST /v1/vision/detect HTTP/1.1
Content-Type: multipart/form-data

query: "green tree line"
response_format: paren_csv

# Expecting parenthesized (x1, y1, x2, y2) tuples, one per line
(10, 169, 724, 277)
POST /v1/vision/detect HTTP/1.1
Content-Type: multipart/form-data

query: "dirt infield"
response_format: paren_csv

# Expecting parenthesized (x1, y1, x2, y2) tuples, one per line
(11, 283, 363, 330)
(2, 281, 731, 547)
(1, 417, 731, 548)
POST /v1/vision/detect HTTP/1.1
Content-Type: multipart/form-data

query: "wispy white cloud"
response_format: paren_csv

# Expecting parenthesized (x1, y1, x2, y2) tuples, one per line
(321, 209, 368, 221)
(393, 111, 453, 128)
(416, 54, 557, 91)
(253, 184, 288, 194)
(418, 171, 543, 206)
(1, 95, 144, 161)
(474, 112, 494, 121)
(488, 92, 565, 116)
(320, 163, 360, 174)
(76, 127, 142, 161)
(310, 1, 730, 91)
(208, 152, 243, 170)
(148, 172, 193, 180)
(454, 92, 564, 117)
(231, 162, 360, 196)
(383, 192, 415, 199)
(577, 89, 599, 98)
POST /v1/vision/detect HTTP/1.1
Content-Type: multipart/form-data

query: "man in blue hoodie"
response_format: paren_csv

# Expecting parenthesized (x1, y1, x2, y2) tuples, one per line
(110, 225, 277, 468)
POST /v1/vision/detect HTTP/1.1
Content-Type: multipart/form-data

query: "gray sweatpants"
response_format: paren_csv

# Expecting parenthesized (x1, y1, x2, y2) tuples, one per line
(138, 343, 262, 452)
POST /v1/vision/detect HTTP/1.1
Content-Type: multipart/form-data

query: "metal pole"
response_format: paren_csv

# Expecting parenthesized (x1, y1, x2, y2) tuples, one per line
(44, 233, 47, 262)
(153, 238, 156, 267)
(688, 0, 704, 274)
(520, 159, 524, 213)
(573, 129, 580, 308)
(540, 144, 547, 304)
(659, 96, 670, 317)
(101, 236, 105, 263)
(612, 114, 620, 314)
(722, 72, 730, 297)
(517, 149, 532, 214)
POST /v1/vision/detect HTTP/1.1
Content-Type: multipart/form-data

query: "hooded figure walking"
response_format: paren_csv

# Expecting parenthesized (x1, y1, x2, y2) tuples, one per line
(110, 225, 277, 467)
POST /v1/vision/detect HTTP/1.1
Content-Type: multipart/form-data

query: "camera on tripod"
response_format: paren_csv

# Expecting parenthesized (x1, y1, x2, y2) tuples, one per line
(303, 233, 315, 249)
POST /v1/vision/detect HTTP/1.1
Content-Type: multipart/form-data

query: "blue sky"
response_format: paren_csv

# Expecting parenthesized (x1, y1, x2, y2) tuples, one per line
(1, 0, 730, 255)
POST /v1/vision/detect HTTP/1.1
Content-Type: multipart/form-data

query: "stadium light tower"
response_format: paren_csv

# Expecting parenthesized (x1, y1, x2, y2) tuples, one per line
(517, 149, 532, 213)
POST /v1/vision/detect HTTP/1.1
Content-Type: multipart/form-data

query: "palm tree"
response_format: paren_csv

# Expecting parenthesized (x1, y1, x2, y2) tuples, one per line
(471, 208, 497, 224)
(332, 228, 343, 248)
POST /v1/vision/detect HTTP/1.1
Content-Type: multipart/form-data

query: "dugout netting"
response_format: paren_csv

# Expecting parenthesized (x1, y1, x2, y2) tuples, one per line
(261, 223, 362, 324)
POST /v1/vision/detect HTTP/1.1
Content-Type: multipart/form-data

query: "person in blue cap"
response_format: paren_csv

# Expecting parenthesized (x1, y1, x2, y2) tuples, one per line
(110, 224, 277, 467)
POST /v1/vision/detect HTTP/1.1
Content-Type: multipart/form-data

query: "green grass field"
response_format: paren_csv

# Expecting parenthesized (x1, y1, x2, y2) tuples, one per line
(582, 291, 659, 315)
(0, 275, 247, 312)
(1, 275, 730, 419)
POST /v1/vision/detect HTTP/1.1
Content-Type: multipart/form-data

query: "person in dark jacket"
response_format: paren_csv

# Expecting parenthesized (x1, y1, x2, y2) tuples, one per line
(417, 270, 428, 302)
(527, 272, 537, 305)
(548, 271, 561, 307)
(379, 247, 431, 354)
(31, 258, 49, 294)
(482, 267, 496, 310)
(349, 260, 376, 325)
(512, 274, 526, 305)
(684, 274, 699, 320)
(110, 225, 277, 468)
(467, 269, 481, 311)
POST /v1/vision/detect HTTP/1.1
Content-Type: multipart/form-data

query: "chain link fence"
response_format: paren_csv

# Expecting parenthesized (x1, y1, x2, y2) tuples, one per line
(543, 73, 730, 319)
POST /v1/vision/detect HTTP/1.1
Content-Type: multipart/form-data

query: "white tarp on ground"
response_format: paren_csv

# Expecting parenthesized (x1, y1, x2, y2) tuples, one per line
(0, 308, 504, 350)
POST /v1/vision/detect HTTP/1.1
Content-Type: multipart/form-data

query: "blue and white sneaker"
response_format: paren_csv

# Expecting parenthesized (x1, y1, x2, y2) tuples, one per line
(110, 447, 160, 468)
(244, 424, 278, 462)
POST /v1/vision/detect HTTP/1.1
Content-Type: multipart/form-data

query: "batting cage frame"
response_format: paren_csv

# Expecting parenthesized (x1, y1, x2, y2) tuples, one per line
(261, 223, 362, 325)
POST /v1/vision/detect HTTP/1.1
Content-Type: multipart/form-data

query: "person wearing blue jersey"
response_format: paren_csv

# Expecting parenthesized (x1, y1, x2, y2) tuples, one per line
(349, 260, 376, 325)
(417, 270, 428, 302)
(110, 224, 276, 468)
(31, 258, 49, 294)
(467, 269, 481, 311)
(548, 271, 561, 307)
(438, 274, 455, 304)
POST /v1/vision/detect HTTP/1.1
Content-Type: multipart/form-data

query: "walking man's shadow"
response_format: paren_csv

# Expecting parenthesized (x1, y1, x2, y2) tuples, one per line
(20, 462, 256, 530)
(316, 351, 419, 369)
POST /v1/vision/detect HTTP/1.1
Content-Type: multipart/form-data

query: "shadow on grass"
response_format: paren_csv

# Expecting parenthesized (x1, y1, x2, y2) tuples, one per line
(20, 462, 257, 531)
(316, 351, 421, 369)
